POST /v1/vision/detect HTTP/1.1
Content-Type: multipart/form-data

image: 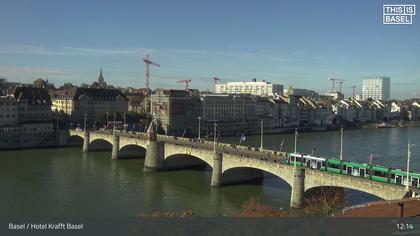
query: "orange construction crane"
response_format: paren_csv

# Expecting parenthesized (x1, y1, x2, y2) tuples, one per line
(177, 80, 191, 90)
(143, 54, 160, 91)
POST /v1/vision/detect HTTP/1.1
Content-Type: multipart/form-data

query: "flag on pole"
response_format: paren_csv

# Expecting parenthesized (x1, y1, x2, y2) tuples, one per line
(239, 133, 246, 145)
(279, 138, 284, 152)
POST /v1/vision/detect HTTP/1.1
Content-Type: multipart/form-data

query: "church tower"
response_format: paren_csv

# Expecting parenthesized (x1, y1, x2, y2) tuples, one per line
(98, 68, 107, 88)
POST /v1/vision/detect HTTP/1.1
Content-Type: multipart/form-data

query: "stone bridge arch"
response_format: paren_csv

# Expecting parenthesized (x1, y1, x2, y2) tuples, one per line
(89, 138, 113, 150)
(221, 154, 295, 187)
(89, 133, 113, 145)
(164, 143, 214, 169)
(304, 169, 407, 200)
(68, 134, 84, 145)
(118, 144, 147, 159)
(118, 136, 148, 151)
(221, 166, 293, 188)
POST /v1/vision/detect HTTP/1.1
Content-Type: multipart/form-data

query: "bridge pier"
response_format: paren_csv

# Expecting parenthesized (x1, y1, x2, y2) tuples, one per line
(111, 134, 120, 160)
(82, 131, 90, 152)
(290, 168, 305, 208)
(144, 141, 165, 172)
(211, 153, 223, 187)
(143, 121, 164, 172)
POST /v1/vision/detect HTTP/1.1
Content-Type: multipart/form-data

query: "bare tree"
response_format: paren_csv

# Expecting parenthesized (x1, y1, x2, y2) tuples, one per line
(303, 187, 345, 216)
(239, 197, 287, 217)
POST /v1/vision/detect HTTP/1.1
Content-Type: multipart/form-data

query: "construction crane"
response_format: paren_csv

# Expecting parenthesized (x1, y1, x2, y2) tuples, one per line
(213, 77, 221, 91)
(177, 80, 191, 90)
(213, 77, 221, 85)
(336, 80, 345, 93)
(328, 78, 345, 92)
(350, 85, 357, 99)
(143, 54, 160, 91)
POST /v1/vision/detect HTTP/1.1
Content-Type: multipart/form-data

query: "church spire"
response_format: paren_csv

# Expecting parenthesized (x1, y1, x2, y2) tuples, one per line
(98, 68, 106, 88)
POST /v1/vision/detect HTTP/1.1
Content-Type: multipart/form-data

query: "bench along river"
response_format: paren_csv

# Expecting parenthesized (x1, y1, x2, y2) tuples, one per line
(1, 126, 418, 217)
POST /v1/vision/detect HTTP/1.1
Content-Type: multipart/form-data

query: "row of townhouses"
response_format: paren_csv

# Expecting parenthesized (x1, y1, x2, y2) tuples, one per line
(150, 89, 420, 136)
(1, 71, 419, 140)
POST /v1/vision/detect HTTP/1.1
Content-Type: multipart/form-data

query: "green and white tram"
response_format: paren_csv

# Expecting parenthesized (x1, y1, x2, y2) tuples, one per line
(286, 152, 420, 189)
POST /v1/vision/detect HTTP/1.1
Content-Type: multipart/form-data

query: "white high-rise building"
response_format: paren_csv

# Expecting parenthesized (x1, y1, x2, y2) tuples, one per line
(362, 76, 391, 101)
(215, 79, 283, 97)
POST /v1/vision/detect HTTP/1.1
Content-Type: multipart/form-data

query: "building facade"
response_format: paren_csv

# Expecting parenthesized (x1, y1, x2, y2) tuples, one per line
(199, 94, 258, 136)
(125, 89, 150, 114)
(0, 96, 18, 127)
(13, 87, 52, 123)
(50, 87, 128, 124)
(151, 89, 200, 136)
(362, 76, 391, 101)
(215, 80, 283, 97)
(285, 86, 319, 100)
(0, 87, 55, 149)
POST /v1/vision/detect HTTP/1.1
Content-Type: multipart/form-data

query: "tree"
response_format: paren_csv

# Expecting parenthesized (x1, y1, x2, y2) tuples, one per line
(33, 78, 55, 89)
(239, 197, 287, 217)
(137, 210, 194, 218)
(33, 78, 47, 88)
(58, 83, 75, 90)
(303, 187, 345, 216)
(400, 107, 409, 121)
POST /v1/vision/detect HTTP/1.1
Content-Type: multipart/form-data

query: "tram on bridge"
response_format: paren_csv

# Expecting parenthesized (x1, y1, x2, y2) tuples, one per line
(287, 153, 420, 189)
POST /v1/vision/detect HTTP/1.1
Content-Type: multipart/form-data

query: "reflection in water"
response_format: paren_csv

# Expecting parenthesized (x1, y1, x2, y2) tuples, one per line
(0, 127, 418, 217)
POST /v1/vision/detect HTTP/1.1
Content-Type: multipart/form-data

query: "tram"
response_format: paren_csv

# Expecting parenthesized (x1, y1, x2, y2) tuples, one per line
(286, 152, 420, 189)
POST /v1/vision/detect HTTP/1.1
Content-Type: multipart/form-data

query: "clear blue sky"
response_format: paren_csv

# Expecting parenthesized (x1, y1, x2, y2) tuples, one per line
(0, 0, 419, 98)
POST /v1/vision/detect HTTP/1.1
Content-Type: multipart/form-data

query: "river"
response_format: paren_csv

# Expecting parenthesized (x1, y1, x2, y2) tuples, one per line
(0, 127, 419, 217)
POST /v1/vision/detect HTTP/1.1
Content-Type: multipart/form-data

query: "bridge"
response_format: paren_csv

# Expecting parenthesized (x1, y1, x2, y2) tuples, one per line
(69, 125, 409, 208)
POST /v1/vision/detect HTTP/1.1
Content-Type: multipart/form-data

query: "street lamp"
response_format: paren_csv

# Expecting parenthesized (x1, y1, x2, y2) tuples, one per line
(294, 128, 298, 168)
(113, 112, 116, 133)
(406, 139, 415, 191)
(106, 111, 109, 129)
(205, 119, 221, 153)
(198, 116, 201, 140)
(84, 112, 87, 132)
(340, 126, 344, 161)
(123, 112, 127, 132)
(260, 118, 263, 150)
(259, 114, 272, 150)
